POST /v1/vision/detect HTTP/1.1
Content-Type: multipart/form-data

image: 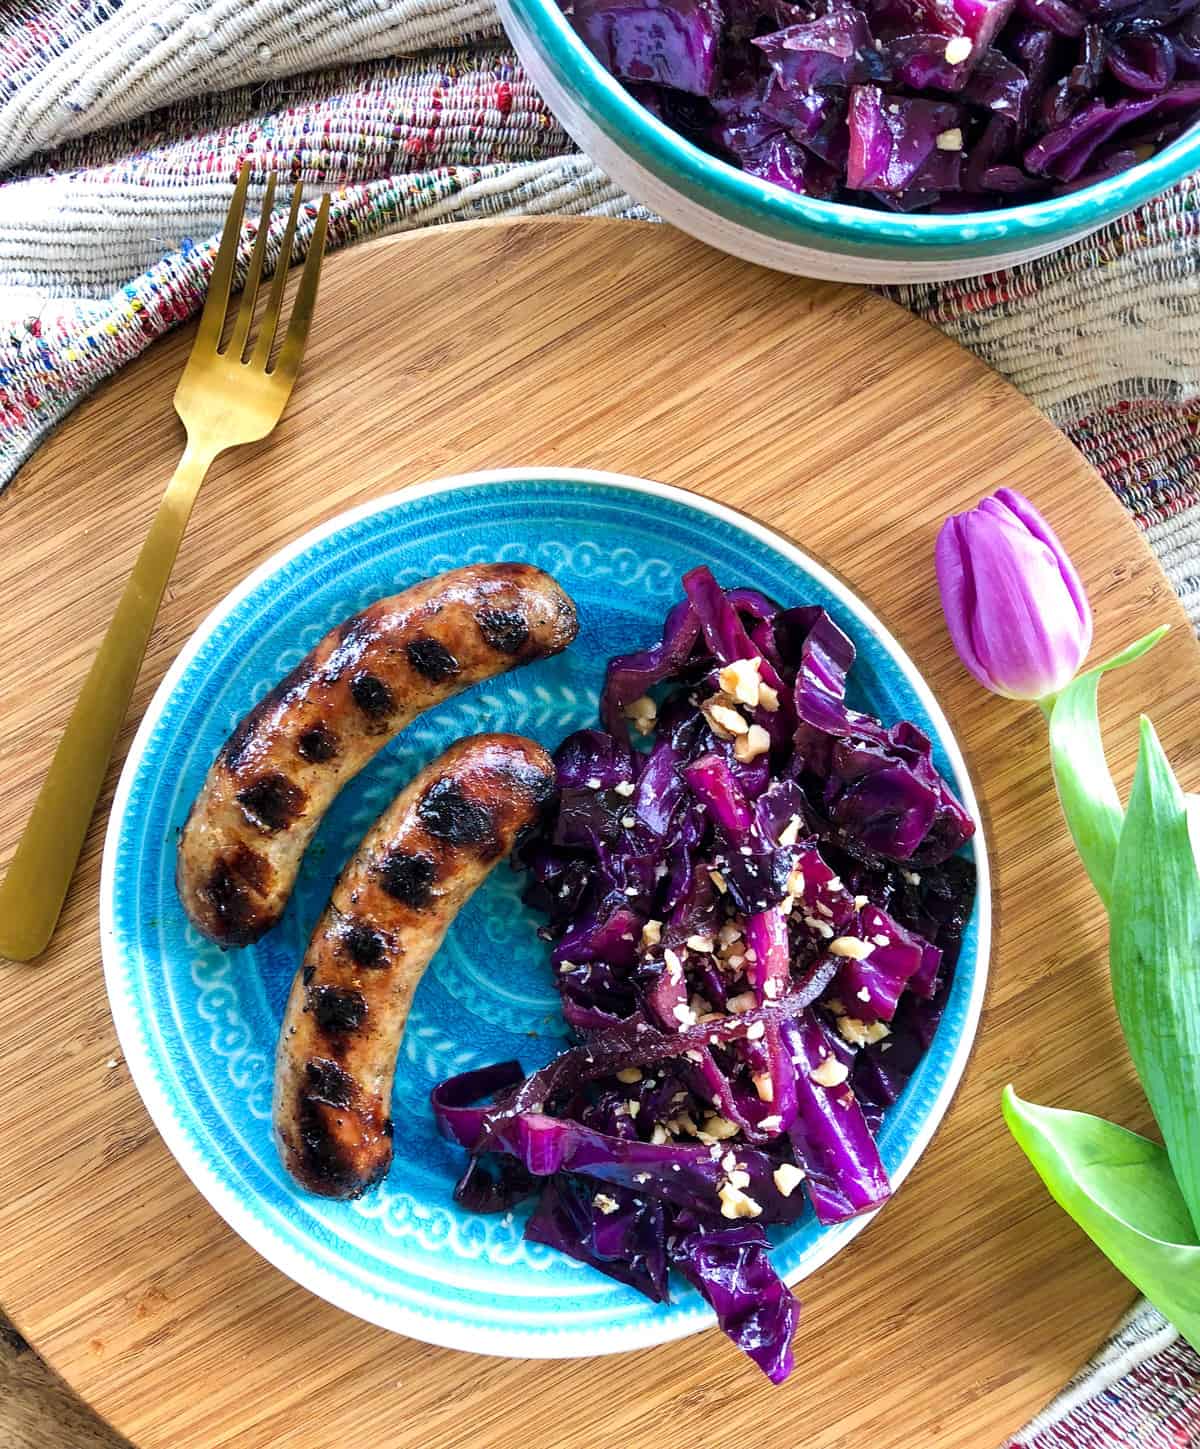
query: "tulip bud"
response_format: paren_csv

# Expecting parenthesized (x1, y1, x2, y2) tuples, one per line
(936, 488, 1092, 702)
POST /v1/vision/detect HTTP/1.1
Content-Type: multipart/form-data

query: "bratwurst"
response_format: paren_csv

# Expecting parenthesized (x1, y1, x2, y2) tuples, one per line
(177, 564, 577, 947)
(272, 733, 555, 1198)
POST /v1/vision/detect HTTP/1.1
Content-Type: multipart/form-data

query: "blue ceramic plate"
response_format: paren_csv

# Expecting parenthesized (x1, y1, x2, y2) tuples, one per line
(101, 469, 990, 1358)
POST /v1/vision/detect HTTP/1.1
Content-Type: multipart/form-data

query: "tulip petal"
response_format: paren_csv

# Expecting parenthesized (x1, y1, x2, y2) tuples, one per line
(992, 487, 1094, 652)
(935, 513, 1001, 694)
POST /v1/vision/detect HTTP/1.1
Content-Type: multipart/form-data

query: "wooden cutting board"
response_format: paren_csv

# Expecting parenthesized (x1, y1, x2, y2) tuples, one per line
(0, 218, 1196, 1449)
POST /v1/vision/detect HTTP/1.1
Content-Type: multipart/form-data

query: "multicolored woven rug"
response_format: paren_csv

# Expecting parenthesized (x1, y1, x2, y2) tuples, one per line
(1, 3, 1199, 1446)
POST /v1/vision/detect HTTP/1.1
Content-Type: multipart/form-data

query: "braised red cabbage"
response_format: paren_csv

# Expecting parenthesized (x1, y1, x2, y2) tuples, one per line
(528, 1177, 671, 1300)
(562, 0, 1200, 207)
(433, 567, 976, 1382)
(669, 1217, 801, 1381)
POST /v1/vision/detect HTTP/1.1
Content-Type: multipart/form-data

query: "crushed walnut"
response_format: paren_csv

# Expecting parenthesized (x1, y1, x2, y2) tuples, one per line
(733, 723, 771, 763)
(640, 919, 663, 948)
(803, 914, 835, 941)
(828, 936, 873, 959)
(810, 1057, 850, 1088)
(773, 1163, 807, 1197)
(622, 695, 658, 736)
(718, 1181, 763, 1219)
(717, 656, 764, 708)
(702, 1115, 740, 1140)
(703, 693, 750, 739)
(837, 1015, 891, 1048)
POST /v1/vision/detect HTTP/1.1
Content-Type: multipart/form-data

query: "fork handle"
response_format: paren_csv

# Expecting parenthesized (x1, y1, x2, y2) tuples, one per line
(0, 441, 218, 962)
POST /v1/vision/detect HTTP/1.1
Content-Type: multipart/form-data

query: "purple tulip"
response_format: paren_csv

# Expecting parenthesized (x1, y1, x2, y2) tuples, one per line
(936, 488, 1093, 701)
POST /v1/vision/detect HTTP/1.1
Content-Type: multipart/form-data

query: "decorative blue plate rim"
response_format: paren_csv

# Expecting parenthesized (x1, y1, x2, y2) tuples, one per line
(100, 467, 992, 1359)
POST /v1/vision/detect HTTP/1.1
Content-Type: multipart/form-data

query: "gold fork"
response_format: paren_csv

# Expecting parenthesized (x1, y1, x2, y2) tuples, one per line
(0, 165, 331, 962)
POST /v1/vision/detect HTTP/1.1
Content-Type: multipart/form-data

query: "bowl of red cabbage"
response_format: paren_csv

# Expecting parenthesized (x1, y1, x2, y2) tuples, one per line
(428, 474, 989, 1383)
(496, 0, 1200, 278)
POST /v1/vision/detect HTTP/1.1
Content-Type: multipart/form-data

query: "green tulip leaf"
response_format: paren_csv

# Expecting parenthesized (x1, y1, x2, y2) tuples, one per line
(1109, 717, 1200, 1239)
(1047, 628, 1168, 910)
(1002, 1087, 1200, 1349)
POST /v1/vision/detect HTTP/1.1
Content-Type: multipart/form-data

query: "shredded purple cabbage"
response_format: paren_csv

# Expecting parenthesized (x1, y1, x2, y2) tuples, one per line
(561, 0, 1200, 208)
(433, 567, 976, 1382)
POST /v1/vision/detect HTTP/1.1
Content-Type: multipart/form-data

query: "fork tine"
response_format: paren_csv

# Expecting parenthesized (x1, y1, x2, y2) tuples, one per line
(271, 192, 331, 384)
(227, 170, 277, 361)
(249, 181, 304, 372)
(195, 163, 252, 354)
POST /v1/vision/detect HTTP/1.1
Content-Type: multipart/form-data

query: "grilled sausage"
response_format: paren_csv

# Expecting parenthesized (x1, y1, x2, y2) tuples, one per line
(177, 563, 576, 947)
(272, 733, 555, 1198)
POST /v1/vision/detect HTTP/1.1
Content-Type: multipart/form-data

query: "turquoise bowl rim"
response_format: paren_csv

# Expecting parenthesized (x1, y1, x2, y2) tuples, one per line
(99, 467, 992, 1357)
(505, 0, 1200, 257)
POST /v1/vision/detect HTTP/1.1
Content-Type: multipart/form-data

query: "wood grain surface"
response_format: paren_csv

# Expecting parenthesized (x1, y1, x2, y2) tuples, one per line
(0, 218, 1195, 1449)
